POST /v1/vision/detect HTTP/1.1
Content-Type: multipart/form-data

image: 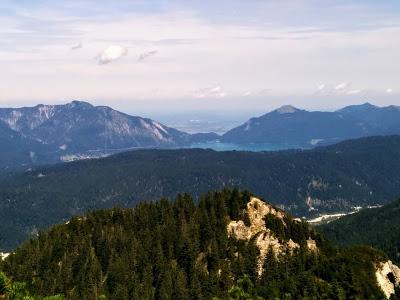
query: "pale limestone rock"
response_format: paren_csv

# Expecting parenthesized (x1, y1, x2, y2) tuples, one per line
(228, 220, 250, 240)
(288, 239, 300, 251)
(227, 197, 314, 276)
(0, 252, 10, 260)
(376, 260, 400, 299)
(306, 238, 318, 251)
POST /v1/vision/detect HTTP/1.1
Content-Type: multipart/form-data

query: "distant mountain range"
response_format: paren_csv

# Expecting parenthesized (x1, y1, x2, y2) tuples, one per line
(221, 103, 400, 146)
(0, 101, 216, 169)
(1, 101, 400, 170)
(0, 100, 190, 150)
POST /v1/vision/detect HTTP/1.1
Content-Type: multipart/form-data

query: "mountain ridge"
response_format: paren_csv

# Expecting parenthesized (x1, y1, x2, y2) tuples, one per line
(1, 135, 400, 250)
(0, 100, 190, 152)
(1, 101, 400, 169)
(0, 100, 204, 169)
(221, 102, 400, 146)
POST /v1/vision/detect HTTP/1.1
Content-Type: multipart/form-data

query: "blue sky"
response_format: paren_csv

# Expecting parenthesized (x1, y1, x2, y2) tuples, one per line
(0, 0, 399, 114)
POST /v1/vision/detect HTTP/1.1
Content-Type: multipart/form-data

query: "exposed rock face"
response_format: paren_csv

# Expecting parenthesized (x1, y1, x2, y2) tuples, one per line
(227, 197, 316, 275)
(306, 238, 318, 252)
(0, 252, 10, 260)
(375, 260, 400, 299)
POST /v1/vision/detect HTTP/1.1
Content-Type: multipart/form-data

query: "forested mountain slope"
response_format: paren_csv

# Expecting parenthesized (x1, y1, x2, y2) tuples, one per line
(1, 190, 398, 299)
(318, 198, 400, 265)
(0, 122, 59, 171)
(1, 135, 400, 250)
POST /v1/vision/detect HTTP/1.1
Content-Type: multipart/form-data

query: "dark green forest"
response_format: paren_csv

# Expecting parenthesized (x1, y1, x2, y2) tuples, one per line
(2, 135, 400, 250)
(318, 198, 400, 265)
(0, 189, 392, 299)
(0, 271, 65, 299)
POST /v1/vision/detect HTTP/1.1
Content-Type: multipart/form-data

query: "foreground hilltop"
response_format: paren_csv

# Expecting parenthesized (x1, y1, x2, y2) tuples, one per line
(1, 189, 398, 299)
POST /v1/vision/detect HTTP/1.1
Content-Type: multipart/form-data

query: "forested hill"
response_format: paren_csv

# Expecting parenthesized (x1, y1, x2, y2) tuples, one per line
(1, 190, 397, 299)
(2, 135, 400, 250)
(318, 198, 400, 265)
(0, 122, 59, 171)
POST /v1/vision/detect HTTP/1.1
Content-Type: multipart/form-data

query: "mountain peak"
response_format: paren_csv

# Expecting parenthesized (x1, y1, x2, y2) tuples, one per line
(339, 102, 378, 113)
(67, 100, 94, 109)
(359, 102, 377, 109)
(275, 105, 299, 114)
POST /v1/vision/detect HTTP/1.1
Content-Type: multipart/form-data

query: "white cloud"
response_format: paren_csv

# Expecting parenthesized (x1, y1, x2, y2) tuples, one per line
(335, 82, 350, 90)
(243, 91, 252, 96)
(241, 89, 271, 97)
(138, 50, 158, 61)
(387, 88, 393, 93)
(347, 89, 361, 95)
(194, 85, 227, 98)
(317, 84, 325, 91)
(97, 45, 128, 65)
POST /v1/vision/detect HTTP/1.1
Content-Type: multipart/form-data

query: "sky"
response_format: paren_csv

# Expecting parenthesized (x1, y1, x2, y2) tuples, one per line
(0, 0, 399, 116)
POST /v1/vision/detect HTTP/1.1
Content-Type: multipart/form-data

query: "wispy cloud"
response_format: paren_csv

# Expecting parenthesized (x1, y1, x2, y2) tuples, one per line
(347, 89, 361, 95)
(335, 82, 350, 90)
(71, 42, 82, 50)
(194, 85, 227, 99)
(97, 45, 128, 65)
(317, 84, 325, 91)
(243, 91, 252, 96)
(138, 50, 158, 61)
(242, 89, 270, 97)
(387, 88, 393, 93)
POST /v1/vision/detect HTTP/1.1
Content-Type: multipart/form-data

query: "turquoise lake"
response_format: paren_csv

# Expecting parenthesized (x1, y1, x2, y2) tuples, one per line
(189, 141, 310, 152)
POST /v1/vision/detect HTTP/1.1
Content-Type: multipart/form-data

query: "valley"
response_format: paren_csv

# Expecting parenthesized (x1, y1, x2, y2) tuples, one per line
(318, 198, 400, 265)
(1, 135, 400, 251)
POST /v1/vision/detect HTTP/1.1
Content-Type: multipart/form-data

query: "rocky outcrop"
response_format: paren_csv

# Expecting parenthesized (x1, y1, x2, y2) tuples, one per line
(227, 197, 317, 275)
(0, 252, 10, 260)
(376, 260, 400, 299)
(306, 238, 318, 252)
